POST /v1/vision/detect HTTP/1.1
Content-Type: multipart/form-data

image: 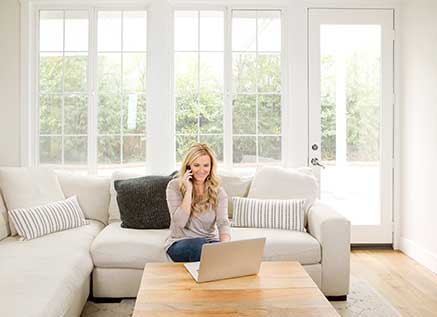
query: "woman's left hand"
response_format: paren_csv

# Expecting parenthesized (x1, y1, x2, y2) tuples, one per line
(220, 234, 231, 242)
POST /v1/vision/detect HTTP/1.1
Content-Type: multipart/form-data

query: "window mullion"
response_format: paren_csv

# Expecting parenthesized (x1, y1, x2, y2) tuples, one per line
(61, 10, 66, 166)
(224, 7, 233, 170)
(88, 7, 98, 174)
(197, 10, 201, 143)
(255, 10, 259, 165)
(120, 11, 124, 165)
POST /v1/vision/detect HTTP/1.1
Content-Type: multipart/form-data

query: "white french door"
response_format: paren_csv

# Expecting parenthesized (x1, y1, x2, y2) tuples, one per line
(308, 9, 394, 243)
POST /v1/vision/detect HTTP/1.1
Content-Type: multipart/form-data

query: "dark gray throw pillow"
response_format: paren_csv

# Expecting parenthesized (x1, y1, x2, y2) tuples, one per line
(114, 172, 178, 229)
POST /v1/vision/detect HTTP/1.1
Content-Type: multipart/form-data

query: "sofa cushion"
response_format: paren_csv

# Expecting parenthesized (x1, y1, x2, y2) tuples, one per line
(57, 173, 110, 225)
(91, 222, 320, 269)
(91, 222, 170, 269)
(0, 190, 9, 240)
(114, 173, 176, 229)
(219, 174, 252, 218)
(0, 220, 103, 317)
(231, 227, 321, 265)
(9, 196, 88, 241)
(0, 167, 65, 235)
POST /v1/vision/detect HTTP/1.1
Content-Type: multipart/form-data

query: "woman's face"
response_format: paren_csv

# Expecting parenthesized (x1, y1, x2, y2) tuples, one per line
(189, 154, 211, 183)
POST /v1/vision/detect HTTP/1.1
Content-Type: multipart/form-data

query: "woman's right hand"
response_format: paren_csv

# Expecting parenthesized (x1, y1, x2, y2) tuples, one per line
(182, 169, 193, 192)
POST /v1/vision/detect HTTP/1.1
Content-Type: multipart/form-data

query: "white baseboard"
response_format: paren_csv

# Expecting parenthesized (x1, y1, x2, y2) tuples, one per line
(400, 237, 437, 274)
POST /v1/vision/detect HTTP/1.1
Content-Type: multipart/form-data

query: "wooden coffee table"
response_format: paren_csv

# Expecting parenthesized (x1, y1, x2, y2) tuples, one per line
(133, 261, 339, 316)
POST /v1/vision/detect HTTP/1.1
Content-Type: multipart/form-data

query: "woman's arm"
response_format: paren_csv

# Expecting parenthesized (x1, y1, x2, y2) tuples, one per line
(216, 187, 231, 242)
(166, 179, 192, 228)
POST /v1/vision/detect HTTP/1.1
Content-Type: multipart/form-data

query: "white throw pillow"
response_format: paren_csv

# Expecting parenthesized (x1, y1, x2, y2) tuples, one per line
(0, 190, 10, 240)
(9, 196, 88, 240)
(0, 167, 65, 235)
(248, 166, 318, 210)
(232, 197, 306, 232)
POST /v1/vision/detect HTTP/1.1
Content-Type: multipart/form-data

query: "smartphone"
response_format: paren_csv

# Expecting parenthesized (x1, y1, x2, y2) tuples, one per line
(187, 167, 193, 182)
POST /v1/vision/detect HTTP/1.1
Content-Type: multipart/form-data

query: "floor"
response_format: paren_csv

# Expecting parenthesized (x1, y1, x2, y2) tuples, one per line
(351, 250, 437, 316)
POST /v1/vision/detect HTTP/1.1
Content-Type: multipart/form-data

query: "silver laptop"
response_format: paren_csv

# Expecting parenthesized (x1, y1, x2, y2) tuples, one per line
(184, 238, 266, 283)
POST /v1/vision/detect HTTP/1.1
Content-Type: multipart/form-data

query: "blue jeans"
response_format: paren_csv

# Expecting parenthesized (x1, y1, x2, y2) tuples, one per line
(167, 237, 219, 262)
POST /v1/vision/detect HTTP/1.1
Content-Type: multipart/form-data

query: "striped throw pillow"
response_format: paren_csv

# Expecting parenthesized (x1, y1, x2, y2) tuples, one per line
(9, 196, 88, 240)
(232, 197, 306, 231)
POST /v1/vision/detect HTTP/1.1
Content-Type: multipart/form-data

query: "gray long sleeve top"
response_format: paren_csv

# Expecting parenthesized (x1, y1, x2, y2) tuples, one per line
(164, 178, 231, 251)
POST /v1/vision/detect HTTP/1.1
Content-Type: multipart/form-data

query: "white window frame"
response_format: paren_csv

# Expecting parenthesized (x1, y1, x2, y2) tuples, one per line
(22, 0, 289, 175)
(172, 3, 289, 172)
(22, 1, 151, 175)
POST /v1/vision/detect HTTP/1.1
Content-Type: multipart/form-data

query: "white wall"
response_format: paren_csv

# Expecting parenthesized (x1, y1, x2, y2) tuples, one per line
(399, 0, 437, 273)
(0, 0, 21, 167)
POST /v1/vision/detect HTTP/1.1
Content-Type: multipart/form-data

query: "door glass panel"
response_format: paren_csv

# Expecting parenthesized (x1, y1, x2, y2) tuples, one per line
(320, 25, 381, 225)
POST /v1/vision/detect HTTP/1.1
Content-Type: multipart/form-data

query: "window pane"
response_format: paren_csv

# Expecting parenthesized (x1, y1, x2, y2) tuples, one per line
(232, 94, 256, 134)
(98, 11, 121, 51)
(64, 95, 87, 134)
(321, 54, 336, 161)
(98, 136, 121, 164)
(199, 53, 223, 93)
(175, 11, 198, 51)
(232, 10, 256, 51)
(40, 136, 61, 164)
(98, 95, 121, 134)
(98, 53, 121, 93)
(39, 95, 62, 134)
(64, 136, 87, 164)
(64, 53, 88, 92)
(123, 135, 146, 163)
(175, 53, 198, 95)
(176, 135, 197, 162)
(233, 136, 256, 164)
(259, 136, 281, 162)
(123, 53, 146, 92)
(40, 53, 63, 93)
(175, 94, 198, 134)
(123, 11, 147, 51)
(258, 95, 281, 134)
(123, 94, 146, 134)
(258, 11, 281, 52)
(200, 135, 223, 162)
(200, 11, 223, 51)
(232, 53, 256, 93)
(40, 11, 63, 52)
(65, 11, 88, 51)
(258, 54, 280, 93)
(199, 94, 223, 134)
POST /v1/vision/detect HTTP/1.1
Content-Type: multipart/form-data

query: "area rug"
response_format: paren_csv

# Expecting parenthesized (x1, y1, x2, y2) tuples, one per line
(81, 277, 400, 317)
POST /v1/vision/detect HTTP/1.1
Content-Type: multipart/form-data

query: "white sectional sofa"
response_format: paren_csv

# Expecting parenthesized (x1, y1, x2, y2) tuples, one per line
(0, 167, 350, 317)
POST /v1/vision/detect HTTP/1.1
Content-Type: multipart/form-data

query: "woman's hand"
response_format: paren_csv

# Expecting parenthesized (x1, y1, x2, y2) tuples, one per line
(182, 169, 193, 192)
(220, 234, 231, 242)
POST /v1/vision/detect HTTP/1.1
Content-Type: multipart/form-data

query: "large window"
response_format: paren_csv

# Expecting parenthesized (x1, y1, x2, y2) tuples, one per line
(232, 10, 282, 165)
(39, 10, 89, 167)
(36, 6, 283, 172)
(97, 11, 147, 171)
(38, 9, 147, 173)
(174, 10, 225, 163)
(174, 9, 282, 166)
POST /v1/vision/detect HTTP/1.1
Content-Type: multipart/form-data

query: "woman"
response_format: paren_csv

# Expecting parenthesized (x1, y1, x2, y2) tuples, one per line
(164, 143, 231, 262)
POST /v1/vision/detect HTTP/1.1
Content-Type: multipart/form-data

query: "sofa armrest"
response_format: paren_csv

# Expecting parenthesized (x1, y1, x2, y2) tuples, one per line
(307, 200, 351, 296)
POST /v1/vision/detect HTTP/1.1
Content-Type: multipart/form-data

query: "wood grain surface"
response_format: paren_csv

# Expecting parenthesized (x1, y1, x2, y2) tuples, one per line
(133, 261, 338, 317)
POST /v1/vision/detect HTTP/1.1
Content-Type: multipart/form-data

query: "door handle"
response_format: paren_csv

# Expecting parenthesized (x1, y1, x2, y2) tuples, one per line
(310, 157, 325, 169)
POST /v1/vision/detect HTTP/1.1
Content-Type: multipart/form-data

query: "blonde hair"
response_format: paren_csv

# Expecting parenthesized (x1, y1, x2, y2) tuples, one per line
(179, 143, 220, 213)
